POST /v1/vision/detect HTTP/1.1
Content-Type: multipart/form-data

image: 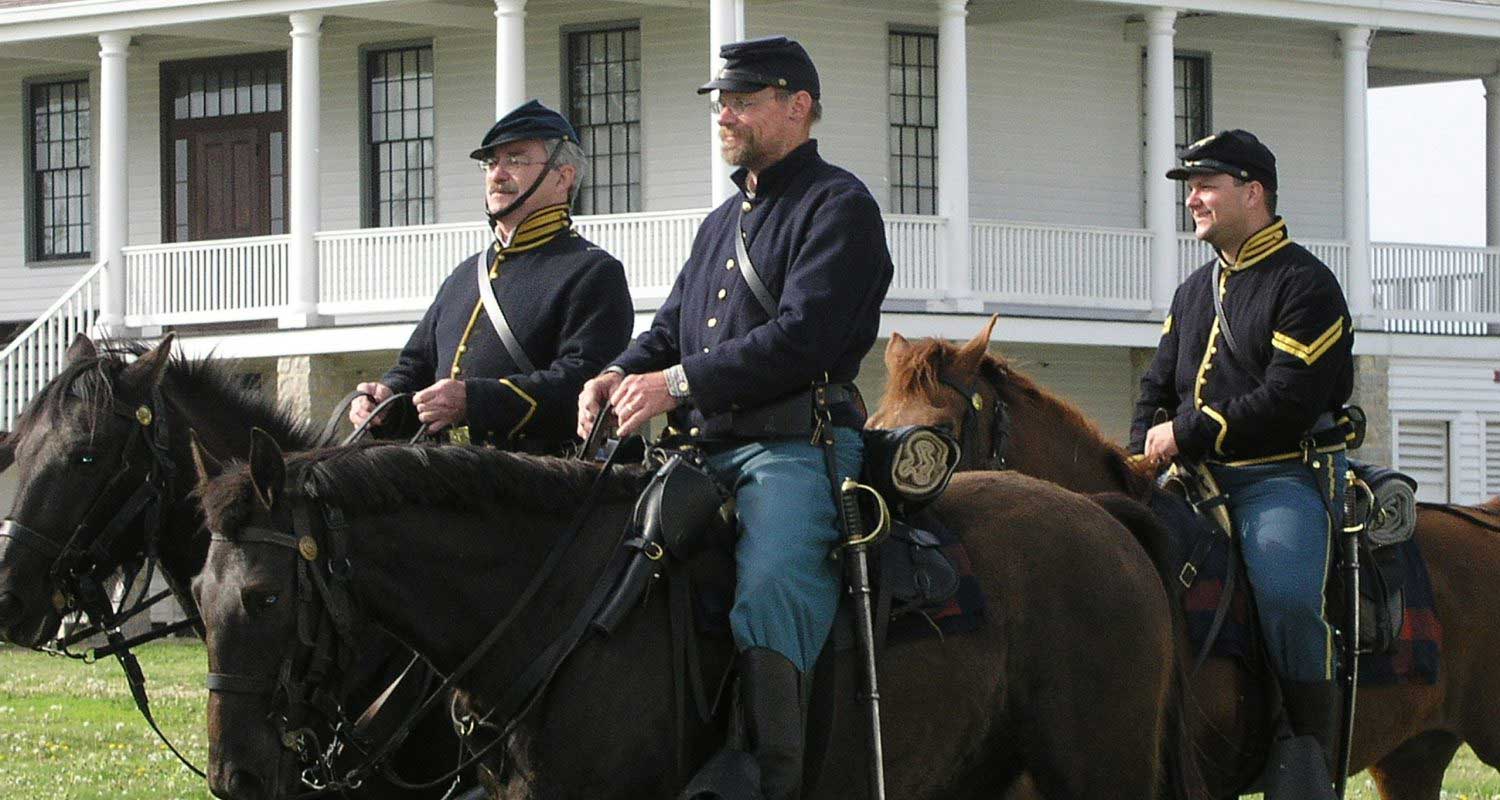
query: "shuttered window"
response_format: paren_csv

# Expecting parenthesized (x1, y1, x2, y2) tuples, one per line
(1394, 418, 1450, 503)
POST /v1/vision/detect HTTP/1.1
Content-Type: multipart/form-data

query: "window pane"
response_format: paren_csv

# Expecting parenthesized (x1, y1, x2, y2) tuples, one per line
(366, 45, 436, 227)
(29, 78, 92, 258)
(565, 26, 641, 213)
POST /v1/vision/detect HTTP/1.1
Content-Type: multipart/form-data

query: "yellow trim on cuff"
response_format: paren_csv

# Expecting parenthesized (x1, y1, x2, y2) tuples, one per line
(1201, 405, 1229, 456)
(1271, 318, 1343, 366)
(497, 378, 538, 441)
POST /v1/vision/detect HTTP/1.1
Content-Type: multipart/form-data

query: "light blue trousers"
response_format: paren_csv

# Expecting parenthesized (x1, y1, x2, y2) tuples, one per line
(1209, 451, 1347, 683)
(706, 427, 863, 674)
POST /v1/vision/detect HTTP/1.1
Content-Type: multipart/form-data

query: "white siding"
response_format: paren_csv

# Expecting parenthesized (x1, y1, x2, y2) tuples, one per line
(992, 343, 1139, 444)
(1388, 358, 1500, 504)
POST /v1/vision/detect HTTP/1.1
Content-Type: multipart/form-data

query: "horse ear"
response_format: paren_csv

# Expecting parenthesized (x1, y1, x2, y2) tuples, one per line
(884, 332, 913, 368)
(247, 428, 286, 511)
(65, 334, 97, 364)
(0, 432, 13, 473)
(120, 333, 176, 391)
(189, 431, 224, 491)
(952, 315, 999, 377)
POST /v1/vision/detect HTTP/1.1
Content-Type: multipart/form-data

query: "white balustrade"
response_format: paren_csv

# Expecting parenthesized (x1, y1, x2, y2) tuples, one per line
(971, 220, 1152, 310)
(574, 209, 708, 300)
(1177, 234, 1349, 287)
(0, 262, 104, 430)
(1372, 243, 1500, 335)
(884, 215, 945, 299)
(123, 235, 289, 326)
(318, 222, 489, 315)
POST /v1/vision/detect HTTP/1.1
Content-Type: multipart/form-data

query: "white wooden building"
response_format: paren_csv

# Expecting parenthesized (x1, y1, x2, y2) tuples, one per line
(1, 0, 1498, 504)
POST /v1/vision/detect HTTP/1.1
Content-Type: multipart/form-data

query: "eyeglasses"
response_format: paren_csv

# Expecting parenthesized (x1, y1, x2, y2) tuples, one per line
(710, 96, 772, 116)
(477, 153, 547, 171)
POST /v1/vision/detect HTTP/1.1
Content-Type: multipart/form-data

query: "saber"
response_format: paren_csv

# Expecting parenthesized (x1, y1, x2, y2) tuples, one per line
(1335, 477, 1373, 798)
(839, 478, 891, 800)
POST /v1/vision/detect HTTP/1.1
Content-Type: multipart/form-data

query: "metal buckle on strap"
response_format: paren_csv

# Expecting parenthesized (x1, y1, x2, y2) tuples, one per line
(1178, 562, 1198, 589)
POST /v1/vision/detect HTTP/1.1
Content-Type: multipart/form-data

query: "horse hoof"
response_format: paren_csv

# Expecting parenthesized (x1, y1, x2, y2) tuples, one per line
(0, 592, 21, 624)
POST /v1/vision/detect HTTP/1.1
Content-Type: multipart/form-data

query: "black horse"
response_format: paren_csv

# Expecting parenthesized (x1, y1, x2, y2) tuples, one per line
(0, 335, 467, 798)
(192, 430, 1208, 800)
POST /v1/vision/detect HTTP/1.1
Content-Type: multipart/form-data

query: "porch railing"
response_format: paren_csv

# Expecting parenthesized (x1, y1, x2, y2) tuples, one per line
(0, 261, 104, 430)
(318, 222, 488, 316)
(123, 235, 288, 327)
(1371, 243, 1499, 335)
(1176, 234, 1350, 287)
(885, 214, 945, 299)
(972, 220, 1152, 310)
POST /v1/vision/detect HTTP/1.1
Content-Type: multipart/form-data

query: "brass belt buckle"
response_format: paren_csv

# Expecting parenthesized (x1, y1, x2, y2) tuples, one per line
(449, 425, 472, 445)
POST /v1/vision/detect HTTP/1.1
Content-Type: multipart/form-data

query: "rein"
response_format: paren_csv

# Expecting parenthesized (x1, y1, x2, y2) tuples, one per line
(935, 363, 1011, 470)
(207, 444, 632, 795)
(1, 385, 208, 777)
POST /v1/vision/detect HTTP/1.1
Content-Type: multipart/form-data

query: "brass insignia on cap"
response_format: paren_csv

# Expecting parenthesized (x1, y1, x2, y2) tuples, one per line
(778, 78, 787, 86)
(1190, 133, 1217, 149)
(298, 535, 319, 561)
(135, 406, 152, 426)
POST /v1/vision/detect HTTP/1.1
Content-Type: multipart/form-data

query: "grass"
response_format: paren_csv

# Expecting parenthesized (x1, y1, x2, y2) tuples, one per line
(1, 640, 1498, 798)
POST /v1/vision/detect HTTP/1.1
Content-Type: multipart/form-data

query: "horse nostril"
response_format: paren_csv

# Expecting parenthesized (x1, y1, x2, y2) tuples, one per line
(225, 768, 266, 800)
(0, 592, 22, 623)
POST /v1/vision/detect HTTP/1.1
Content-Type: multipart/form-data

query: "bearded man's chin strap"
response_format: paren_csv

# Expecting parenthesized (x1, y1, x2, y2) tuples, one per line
(484, 140, 567, 235)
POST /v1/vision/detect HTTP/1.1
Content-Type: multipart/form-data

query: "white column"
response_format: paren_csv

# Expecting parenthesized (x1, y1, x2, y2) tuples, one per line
(937, 0, 974, 305)
(96, 32, 131, 334)
(494, 0, 527, 117)
(708, 0, 745, 204)
(283, 12, 323, 328)
(1485, 73, 1500, 248)
(1341, 25, 1373, 322)
(1144, 8, 1179, 317)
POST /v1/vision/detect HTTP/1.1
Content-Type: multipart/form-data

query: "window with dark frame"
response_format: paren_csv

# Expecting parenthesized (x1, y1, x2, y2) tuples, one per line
(29, 78, 92, 261)
(565, 24, 641, 215)
(888, 30, 938, 216)
(1173, 54, 1210, 231)
(368, 45, 436, 227)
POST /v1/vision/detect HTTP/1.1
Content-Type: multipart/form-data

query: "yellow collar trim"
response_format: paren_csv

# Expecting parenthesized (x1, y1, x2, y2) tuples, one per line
(501, 204, 573, 255)
(1220, 218, 1291, 272)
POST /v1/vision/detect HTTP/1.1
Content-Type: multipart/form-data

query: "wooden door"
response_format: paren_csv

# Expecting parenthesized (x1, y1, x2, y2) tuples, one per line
(192, 128, 265, 240)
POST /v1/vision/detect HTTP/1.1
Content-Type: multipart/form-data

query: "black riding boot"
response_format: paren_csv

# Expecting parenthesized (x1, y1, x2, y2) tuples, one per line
(740, 647, 805, 800)
(1283, 679, 1342, 781)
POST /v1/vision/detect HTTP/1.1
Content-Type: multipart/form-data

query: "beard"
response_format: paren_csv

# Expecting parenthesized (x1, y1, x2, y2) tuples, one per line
(719, 124, 763, 168)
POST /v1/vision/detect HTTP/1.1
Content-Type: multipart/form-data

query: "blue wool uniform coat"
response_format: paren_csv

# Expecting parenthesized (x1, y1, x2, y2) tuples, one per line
(1129, 218, 1353, 464)
(610, 140, 893, 435)
(383, 207, 633, 450)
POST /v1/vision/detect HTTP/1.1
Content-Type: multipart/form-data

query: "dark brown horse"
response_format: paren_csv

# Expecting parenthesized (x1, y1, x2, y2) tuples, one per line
(0, 335, 467, 798)
(192, 432, 1208, 800)
(868, 317, 1500, 799)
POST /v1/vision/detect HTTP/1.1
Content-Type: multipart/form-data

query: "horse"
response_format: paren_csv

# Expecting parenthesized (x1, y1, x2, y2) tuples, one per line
(868, 316, 1500, 800)
(191, 429, 1209, 800)
(0, 334, 468, 798)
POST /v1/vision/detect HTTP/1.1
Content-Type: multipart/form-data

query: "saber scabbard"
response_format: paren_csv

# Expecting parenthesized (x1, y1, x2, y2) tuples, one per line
(840, 478, 890, 800)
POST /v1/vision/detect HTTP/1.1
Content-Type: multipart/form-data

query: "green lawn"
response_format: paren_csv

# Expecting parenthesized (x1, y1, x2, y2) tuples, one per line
(1, 640, 1497, 798)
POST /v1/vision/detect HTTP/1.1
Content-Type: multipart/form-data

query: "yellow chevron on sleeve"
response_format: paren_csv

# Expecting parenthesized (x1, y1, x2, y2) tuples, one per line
(1202, 405, 1229, 455)
(498, 379, 539, 440)
(1161, 315, 1173, 335)
(1271, 318, 1344, 366)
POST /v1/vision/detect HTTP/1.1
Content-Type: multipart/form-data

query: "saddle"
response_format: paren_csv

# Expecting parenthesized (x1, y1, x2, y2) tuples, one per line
(1159, 458, 1421, 663)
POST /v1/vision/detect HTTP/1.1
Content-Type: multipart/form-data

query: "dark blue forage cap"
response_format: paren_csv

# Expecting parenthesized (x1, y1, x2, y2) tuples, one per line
(698, 35, 820, 98)
(469, 99, 580, 161)
(1166, 129, 1278, 192)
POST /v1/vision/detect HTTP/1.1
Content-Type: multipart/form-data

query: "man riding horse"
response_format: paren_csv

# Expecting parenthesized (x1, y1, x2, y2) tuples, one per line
(1130, 129, 1354, 796)
(577, 36, 894, 800)
(350, 100, 634, 453)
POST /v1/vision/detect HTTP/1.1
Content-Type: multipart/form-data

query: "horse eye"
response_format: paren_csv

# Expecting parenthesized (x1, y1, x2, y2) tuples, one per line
(262, 594, 279, 608)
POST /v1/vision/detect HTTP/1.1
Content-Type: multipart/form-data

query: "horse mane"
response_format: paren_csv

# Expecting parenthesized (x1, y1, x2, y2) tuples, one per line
(886, 337, 1144, 485)
(201, 443, 652, 538)
(11, 339, 315, 449)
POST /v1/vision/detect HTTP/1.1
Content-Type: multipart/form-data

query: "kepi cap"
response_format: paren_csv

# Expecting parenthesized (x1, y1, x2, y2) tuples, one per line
(469, 99, 579, 161)
(1166, 129, 1278, 192)
(698, 35, 820, 99)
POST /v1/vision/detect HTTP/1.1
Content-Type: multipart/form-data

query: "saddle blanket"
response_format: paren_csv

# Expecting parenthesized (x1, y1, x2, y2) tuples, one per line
(1180, 530, 1440, 686)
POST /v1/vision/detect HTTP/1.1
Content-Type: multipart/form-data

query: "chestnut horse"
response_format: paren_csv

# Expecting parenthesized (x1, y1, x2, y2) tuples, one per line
(191, 432, 1207, 800)
(868, 316, 1500, 799)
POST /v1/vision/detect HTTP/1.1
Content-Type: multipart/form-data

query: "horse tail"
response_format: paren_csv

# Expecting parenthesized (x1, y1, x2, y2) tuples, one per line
(1089, 492, 1177, 600)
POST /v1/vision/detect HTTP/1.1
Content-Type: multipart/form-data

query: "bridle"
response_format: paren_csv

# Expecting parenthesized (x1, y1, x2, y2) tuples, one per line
(0, 382, 206, 775)
(206, 443, 632, 795)
(935, 362, 1011, 470)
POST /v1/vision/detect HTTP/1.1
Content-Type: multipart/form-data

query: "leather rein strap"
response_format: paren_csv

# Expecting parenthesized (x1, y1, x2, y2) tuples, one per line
(937, 367, 1010, 469)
